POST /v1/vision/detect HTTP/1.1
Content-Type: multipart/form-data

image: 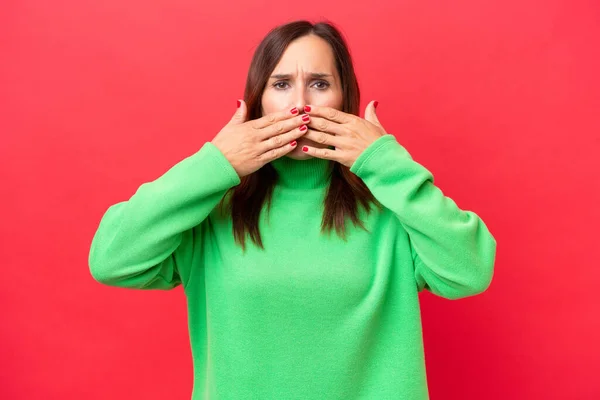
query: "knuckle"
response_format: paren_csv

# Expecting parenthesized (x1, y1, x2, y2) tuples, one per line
(276, 123, 284, 133)
(322, 149, 330, 158)
(271, 135, 282, 146)
(318, 121, 328, 131)
(267, 114, 276, 123)
(317, 132, 327, 144)
(328, 109, 338, 120)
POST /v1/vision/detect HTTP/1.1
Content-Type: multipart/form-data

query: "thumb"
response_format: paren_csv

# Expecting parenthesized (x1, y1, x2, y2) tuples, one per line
(364, 100, 381, 127)
(229, 99, 248, 125)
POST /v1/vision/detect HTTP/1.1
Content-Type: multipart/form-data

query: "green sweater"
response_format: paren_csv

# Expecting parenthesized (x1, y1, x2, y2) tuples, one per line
(89, 134, 496, 399)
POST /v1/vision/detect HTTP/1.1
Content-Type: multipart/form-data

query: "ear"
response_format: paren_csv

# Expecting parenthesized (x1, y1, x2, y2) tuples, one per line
(364, 100, 382, 127)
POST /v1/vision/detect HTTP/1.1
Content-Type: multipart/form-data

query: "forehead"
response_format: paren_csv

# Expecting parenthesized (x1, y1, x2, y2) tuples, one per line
(271, 35, 336, 74)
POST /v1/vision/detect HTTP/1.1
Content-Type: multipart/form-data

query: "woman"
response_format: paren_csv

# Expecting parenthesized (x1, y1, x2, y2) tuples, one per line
(89, 20, 496, 399)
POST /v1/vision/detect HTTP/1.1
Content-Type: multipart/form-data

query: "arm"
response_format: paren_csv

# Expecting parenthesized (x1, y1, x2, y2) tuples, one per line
(350, 134, 496, 300)
(88, 142, 240, 290)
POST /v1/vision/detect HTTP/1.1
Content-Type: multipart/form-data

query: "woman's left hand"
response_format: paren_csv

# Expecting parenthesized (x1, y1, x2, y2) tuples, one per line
(302, 100, 388, 168)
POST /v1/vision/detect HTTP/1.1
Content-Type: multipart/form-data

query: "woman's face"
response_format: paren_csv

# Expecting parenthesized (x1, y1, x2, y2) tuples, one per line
(261, 34, 343, 160)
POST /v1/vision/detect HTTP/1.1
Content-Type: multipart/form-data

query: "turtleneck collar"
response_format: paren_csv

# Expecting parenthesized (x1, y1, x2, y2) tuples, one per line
(270, 156, 333, 189)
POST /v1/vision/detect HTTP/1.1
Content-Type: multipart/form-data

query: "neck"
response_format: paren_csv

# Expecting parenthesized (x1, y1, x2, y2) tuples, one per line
(270, 156, 333, 189)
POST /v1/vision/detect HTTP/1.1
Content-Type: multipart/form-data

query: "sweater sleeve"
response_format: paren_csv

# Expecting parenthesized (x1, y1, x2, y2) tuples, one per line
(349, 134, 496, 300)
(88, 142, 240, 290)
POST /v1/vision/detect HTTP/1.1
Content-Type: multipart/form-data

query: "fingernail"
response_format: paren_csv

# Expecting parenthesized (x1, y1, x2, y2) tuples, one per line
(374, 101, 379, 108)
(290, 107, 299, 115)
(290, 141, 297, 146)
(304, 105, 312, 112)
(237, 100, 241, 108)
(299, 125, 307, 131)
(302, 114, 310, 122)
(302, 146, 308, 152)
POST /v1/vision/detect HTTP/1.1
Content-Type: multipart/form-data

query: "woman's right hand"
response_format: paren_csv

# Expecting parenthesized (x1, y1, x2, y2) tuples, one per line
(211, 100, 310, 178)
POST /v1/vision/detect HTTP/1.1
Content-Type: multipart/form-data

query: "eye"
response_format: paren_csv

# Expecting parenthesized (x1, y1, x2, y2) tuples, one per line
(273, 81, 290, 90)
(313, 80, 330, 90)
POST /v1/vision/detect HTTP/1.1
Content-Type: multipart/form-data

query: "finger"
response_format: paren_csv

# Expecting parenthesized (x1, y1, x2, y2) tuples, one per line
(364, 100, 382, 127)
(304, 105, 354, 124)
(259, 140, 300, 163)
(229, 99, 248, 125)
(259, 124, 309, 153)
(301, 144, 342, 162)
(251, 106, 301, 130)
(307, 116, 352, 137)
(302, 128, 346, 148)
(260, 114, 310, 140)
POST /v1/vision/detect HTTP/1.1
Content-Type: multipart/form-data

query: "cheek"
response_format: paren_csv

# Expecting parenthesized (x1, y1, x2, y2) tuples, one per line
(311, 90, 343, 110)
(261, 90, 290, 115)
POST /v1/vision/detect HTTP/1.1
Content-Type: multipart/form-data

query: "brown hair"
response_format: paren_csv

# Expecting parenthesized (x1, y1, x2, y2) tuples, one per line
(220, 20, 381, 250)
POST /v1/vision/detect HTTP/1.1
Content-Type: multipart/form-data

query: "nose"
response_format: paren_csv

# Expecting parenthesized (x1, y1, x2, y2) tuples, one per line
(293, 87, 309, 114)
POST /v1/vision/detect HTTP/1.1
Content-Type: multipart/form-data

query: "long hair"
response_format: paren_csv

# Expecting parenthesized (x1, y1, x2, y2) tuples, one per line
(220, 20, 381, 251)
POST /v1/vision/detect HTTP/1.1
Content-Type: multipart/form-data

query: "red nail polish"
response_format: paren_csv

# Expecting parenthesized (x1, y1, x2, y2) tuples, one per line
(290, 107, 299, 115)
(374, 101, 379, 108)
(302, 146, 308, 152)
(304, 105, 311, 112)
(302, 114, 310, 122)
(237, 100, 241, 108)
(290, 141, 297, 146)
(299, 125, 307, 131)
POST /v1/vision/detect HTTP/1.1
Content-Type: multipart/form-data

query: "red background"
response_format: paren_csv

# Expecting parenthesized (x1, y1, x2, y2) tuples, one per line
(2, 0, 599, 399)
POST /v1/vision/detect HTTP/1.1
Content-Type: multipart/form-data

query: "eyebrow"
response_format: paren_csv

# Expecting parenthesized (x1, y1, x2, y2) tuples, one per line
(269, 72, 333, 80)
